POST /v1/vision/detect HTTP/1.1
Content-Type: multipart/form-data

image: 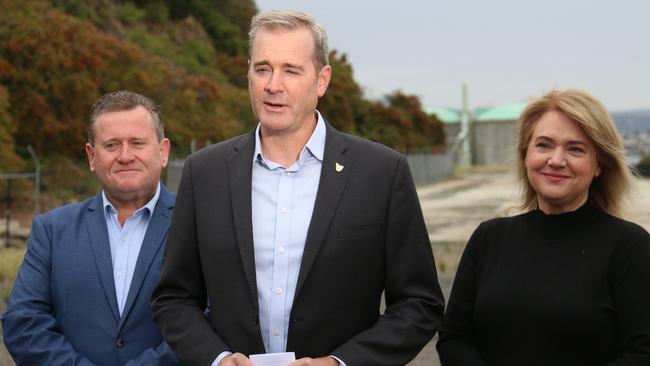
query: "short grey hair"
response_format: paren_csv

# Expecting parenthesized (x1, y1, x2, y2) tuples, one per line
(248, 10, 329, 70)
(88, 90, 164, 145)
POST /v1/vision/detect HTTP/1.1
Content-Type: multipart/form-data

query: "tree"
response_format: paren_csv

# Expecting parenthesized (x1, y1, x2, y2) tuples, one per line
(385, 91, 446, 153)
(318, 51, 367, 133)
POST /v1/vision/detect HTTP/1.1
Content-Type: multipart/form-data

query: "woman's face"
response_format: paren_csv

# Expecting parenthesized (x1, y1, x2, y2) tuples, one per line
(525, 110, 601, 214)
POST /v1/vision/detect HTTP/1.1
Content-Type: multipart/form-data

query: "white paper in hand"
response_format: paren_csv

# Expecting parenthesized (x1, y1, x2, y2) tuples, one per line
(249, 352, 296, 366)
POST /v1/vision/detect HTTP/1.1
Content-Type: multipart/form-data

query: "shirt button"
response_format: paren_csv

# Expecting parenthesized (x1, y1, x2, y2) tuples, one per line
(274, 329, 280, 336)
(278, 246, 286, 253)
(280, 207, 288, 214)
(275, 288, 283, 294)
(116, 338, 125, 348)
(283, 172, 290, 176)
(116, 271, 123, 278)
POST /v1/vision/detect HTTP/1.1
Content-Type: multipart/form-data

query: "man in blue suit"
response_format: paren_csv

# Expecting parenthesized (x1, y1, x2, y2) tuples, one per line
(2, 91, 177, 365)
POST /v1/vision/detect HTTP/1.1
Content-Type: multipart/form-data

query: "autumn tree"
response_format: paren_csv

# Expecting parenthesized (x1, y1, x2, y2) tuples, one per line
(0, 0, 446, 201)
(318, 51, 367, 133)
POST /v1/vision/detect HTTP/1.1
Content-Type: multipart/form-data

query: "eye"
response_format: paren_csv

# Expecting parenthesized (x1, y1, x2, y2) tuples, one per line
(567, 146, 586, 155)
(285, 68, 300, 75)
(104, 142, 119, 151)
(534, 142, 551, 150)
(255, 66, 271, 74)
(132, 140, 147, 148)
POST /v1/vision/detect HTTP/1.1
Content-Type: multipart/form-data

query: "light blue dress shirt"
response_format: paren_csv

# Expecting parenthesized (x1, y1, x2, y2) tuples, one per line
(213, 113, 344, 365)
(252, 114, 324, 354)
(102, 183, 160, 316)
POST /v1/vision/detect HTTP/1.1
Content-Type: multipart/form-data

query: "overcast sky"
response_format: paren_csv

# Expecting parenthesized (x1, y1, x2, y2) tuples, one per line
(255, 0, 649, 112)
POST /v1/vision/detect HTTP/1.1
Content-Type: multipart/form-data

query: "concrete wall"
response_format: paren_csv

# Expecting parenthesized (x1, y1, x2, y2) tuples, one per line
(165, 159, 185, 193)
(471, 120, 517, 165)
(406, 153, 456, 186)
(444, 123, 461, 143)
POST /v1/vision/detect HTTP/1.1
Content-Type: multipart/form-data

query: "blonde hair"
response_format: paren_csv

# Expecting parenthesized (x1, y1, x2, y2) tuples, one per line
(248, 10, 329, 70)
(516, 89, 631, 217)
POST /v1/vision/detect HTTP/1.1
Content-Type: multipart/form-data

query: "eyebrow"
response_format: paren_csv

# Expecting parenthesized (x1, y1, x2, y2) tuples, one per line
(252, 60, 305, 70)
(535, 135, 587, 145)
(101, 137, 150, 143)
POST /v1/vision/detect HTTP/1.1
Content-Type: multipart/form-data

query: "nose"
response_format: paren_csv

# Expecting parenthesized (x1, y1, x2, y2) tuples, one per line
(264, 71, 283, 94)
(547, 148, 567, 167)
(117, 143, 135, 163)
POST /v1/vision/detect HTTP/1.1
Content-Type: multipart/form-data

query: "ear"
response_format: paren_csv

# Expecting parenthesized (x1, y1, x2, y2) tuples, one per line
(160, 138, 171, 169)
(317, 65, 332, 97)
(85, 143, 96, 172)
(594, 164, 602, 178)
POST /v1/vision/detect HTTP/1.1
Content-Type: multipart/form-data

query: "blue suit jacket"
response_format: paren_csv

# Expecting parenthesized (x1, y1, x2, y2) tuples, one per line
(2, 186, 177, 366)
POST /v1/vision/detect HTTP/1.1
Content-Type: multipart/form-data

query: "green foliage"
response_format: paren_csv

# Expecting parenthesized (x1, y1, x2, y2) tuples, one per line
(112, 2, 146, 25)
(0, 0, 247, 196)
(126, 17, 224, 80)
(0, 0, 446, 201)
(144, 1, 169, 23)
(50, 0, 97, 21)
(163, 0, 256, 56)
(216, 54, 249, 89)
(195, 6, 248, 56)
(385, 91, 446, 153)
(0, 246, 26, 305)
(319, 52, 445, 153)
(0, 76, 23, 171)
(211, 0, 258, 37)
(41, 156, 99, 202)
(636, 155, 650, 177)
(318, 51, 366, 133)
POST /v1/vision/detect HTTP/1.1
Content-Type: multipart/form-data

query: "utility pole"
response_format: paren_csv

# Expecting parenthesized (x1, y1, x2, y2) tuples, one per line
(28, 145, 40, 214)
(460, 83, 472, 167)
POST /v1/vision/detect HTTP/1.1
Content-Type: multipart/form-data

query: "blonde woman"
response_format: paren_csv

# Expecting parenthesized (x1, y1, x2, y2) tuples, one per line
(437, 89, 650, 365)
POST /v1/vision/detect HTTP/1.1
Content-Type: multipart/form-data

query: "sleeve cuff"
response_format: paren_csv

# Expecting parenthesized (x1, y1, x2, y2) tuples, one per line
(330, 355, 346, 366)
(212, 351, 233, 366)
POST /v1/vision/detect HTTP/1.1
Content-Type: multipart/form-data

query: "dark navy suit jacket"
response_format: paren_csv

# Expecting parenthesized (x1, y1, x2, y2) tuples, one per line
(2, 186, 177, 366)
(153, 123, 445, 365)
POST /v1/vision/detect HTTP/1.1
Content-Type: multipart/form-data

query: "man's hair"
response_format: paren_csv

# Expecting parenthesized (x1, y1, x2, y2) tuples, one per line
(88, 90, 164, 145)
(248, 10, 329, 70)
(516, 88, 632, 217)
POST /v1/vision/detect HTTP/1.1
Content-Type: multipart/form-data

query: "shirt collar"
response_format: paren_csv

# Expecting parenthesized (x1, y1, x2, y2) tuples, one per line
(253, 110, 326, 165)
(102, 182, 161, 217)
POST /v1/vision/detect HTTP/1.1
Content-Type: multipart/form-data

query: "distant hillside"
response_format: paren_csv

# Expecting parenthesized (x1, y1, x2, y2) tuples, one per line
(0, 0, 444, 202)
(612, 109, 650, 135)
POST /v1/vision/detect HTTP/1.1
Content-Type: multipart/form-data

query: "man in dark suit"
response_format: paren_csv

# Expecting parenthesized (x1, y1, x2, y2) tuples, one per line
(2, 91, 178, 365)
(152, 10, 444, 366)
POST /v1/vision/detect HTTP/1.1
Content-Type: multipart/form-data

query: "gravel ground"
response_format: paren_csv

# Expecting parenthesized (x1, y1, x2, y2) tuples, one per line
(3, 171, 650, 365)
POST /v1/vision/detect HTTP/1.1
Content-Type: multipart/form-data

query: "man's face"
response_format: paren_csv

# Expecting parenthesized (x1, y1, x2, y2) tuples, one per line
(248, 26, 331, 137)
(85, 106, 170, 207)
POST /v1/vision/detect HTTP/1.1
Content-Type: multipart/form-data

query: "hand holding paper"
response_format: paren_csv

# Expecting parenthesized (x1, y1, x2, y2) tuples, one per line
(249, 352, 296, 366)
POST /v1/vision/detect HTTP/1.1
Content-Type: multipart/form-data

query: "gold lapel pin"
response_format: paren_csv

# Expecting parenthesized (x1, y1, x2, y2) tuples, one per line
(335, 162, 344, 172)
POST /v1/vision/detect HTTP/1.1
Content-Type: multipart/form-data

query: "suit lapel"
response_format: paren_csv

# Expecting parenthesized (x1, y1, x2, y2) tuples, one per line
(85, 193, 120, 323)
(295, 124, 350, 295)
(228, 132, 259, 305)
(118, 186, 174, 328)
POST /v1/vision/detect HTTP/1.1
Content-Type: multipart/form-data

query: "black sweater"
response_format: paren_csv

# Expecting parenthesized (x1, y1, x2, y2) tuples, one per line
(437, 203, 650, 366)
